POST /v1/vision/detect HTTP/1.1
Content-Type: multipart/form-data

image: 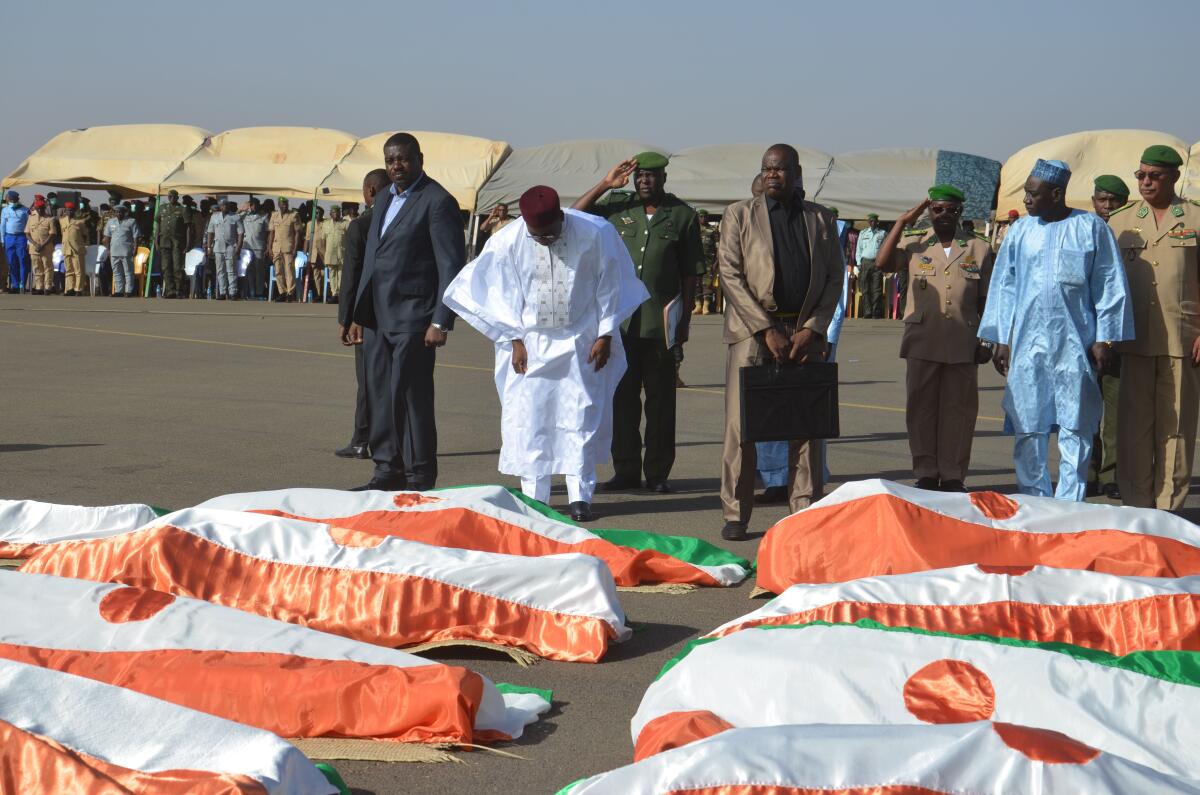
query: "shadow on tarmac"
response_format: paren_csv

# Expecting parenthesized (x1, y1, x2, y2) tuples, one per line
(0, 442, 103, 453)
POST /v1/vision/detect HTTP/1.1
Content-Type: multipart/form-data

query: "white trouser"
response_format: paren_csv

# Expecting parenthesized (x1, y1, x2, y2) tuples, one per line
(1013, 427, 1091, 502)
(520, 474, 596, 505)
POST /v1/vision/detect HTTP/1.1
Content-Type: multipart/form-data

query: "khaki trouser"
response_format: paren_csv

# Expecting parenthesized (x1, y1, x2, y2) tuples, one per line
(327, 264, 341, 296)
(1117, 354, 1199, 510)
(905, 357, 979, 482)
(721, 325, 820, 523)
(1087, 373, 1119, 488)
(29, 244, 54, 291)
(272, 249, 296, 295)
(63, 250, 85, 293)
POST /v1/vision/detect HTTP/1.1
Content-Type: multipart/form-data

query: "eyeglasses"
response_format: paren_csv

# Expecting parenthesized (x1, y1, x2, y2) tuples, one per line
(1135, 171, 1173, 182)
(526, 231, 560, 244)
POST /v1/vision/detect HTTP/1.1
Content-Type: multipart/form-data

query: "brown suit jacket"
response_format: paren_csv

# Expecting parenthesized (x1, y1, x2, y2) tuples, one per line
(717, 194, 842, 344)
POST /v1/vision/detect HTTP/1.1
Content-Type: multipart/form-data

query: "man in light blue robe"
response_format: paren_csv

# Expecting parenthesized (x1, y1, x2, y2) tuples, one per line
(978, 159, 1133, 501)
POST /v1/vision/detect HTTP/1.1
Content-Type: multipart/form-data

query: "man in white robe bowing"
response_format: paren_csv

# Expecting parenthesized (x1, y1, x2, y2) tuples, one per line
(444, 186, 649, 521)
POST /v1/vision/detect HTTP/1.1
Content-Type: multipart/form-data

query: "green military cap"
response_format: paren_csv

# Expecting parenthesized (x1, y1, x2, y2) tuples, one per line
(167, 189, 179, 197)
(1093, 174, 1130, 199)
(277, 195, 287, 202)
(866, 212, 878, 220)
(1140, 145, 1183, 168)
(928, 184, 965, 203)
(633, 151, 669, 170)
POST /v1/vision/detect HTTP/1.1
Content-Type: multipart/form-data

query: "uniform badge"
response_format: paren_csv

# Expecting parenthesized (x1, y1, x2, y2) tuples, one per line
(1137, 206, 1149, 218)
(1168, 228, 1197, 240)
(1172, 205, 1185, 218)
(918, 276, 928, 289)
(1131, 227, 1142, 234)
(620, 217, 634, 225)
(919, 256, 933, 264)
(956, 239, 967, 247)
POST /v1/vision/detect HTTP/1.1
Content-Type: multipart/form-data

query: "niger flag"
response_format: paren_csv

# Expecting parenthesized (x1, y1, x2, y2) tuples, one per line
(0, 499, 157, 558)
(20, 507, 631, 663)
(757, 479, 1200, 593)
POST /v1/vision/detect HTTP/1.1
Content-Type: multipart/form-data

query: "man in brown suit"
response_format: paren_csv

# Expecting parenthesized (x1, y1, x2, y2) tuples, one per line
(875, 185, 994, 492)
(1109, 145, 1200, 510)
(718, 144, 842, 540)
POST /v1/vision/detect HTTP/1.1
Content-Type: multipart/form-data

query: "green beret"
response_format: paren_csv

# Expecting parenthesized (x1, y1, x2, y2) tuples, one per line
(928, 184, 965, 203)
(167, 189, 179, 197)
(634, 151, 669, 170)
(866, 212, 878, 220)
(1093, 174, 1130, 199)
(1140, 145, 1183, 168)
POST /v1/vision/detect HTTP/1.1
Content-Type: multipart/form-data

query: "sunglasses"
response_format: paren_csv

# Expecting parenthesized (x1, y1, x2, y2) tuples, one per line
(928, 204, 962, 216)
(1135, 171, 1173, 182)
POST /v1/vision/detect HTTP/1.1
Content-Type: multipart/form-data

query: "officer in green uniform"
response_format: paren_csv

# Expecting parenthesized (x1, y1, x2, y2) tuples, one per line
(156, 189, 192, 298)
(573, 152, 705, 493)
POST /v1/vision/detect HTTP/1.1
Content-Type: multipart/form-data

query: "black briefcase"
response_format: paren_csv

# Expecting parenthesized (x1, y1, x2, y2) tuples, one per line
(739, 361, 840, 442)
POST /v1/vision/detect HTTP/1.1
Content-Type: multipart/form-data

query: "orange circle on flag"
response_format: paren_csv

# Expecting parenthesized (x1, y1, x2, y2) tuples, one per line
(903, 659, 995, 724)
(98, 586, 177, 623)
(969, 491, 1020, 520)
(992, 722, 1100, 764)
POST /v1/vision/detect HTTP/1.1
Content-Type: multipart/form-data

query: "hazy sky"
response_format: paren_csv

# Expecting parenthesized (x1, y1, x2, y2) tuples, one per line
(4, 0, 1198, 178)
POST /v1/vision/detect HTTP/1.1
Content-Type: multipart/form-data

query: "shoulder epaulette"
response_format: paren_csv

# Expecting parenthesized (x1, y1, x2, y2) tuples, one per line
(973, 232, 989, 242)
(1189, 199, 1200, 208)
(1107, 202, 1135, 217)
(901, 228, 926, 237)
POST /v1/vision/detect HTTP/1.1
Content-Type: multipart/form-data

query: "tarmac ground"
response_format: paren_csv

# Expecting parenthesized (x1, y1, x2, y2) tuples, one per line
(4, 294, 1197, 794)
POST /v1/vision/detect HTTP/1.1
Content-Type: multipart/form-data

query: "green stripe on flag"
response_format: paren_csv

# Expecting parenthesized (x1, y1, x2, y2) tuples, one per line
(494, 682, 554, 704)
(655, 618, 1200, 688)
(435, 485, 752, 572)
(554, 780, 585, 795)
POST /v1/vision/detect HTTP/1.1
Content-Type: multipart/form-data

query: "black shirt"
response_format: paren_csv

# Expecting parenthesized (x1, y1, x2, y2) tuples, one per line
(766, 193, 811, 313)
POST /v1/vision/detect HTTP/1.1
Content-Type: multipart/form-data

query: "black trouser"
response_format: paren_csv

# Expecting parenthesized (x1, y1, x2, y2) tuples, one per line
(352, 342, 370, 447)
(611, 334, 677, 483)
(245, 248, 266, 298)
(859, 258, 883, 318)
(363, 327, 436, 487)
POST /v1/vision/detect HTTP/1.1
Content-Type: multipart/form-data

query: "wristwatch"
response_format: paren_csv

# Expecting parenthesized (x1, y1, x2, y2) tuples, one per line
(431, 322, 450, 333)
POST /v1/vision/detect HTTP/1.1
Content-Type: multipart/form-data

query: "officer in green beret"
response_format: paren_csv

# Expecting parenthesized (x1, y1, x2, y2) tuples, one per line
(1107, 145, 1200, 509)
(156, 189, 192, 298)
(574, 152, 705, 493)
(874, 184, 995, 491)
(1085, 174, 1131, 498)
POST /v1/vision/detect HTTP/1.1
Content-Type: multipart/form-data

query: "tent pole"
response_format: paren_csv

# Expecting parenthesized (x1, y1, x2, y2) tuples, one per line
(144, 186, 161, 297)
(468, 214, 480, 259)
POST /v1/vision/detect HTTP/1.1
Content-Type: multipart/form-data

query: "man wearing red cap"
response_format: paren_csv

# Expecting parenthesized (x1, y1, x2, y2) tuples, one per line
(992, 209, 1019, 253)
(25, 197, 58, 295)
(444, 186, 649, 522)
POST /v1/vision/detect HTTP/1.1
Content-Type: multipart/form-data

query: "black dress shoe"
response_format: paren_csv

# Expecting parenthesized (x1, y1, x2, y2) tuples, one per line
(915, 477, 940, 490)
(600, 475, 642, 492)
(646, 480, 672, 494)
(939, 479, 967, 493)
(756, 485, 788, 504)
(335, 443, 370, 459)
(1102, 483, 1121, 500)
(721, 520, 748, 541)
(350, 474, 408, 492)
(569, 501, 593, 522)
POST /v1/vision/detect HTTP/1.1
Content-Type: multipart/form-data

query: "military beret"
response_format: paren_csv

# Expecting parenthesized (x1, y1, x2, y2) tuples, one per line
(277, 195, 287, 202)
(927, 184, 965, 203)
(1093, 174, 1130, 199)
(633, 151, 669, 170)
(167, 189, 179, 197)
(1140, 145, 1183, 168)
(866, 212, 878, 220)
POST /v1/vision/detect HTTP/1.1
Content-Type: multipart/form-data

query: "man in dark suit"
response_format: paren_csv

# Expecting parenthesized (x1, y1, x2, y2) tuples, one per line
(336, 168, 391, 461)
(348, 133, 466, 491)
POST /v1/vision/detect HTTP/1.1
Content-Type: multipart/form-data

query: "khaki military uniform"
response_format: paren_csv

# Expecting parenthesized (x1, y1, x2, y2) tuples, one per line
(1109, 197, 1200, 509)
(269, 210, 302, 297)
(157, 202, 190, 296)
(318, 217, 350, 296)
(25, 212, 58, 291)
(593, 190, 705, 486)
(60, 214, 89, 293)
(889, 226, 994, 483)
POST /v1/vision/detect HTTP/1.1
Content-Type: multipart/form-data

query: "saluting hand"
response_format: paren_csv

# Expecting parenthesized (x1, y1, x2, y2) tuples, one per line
(588, 336, 612, 371)
(898, 199, 931, 228)
(604, 159, 638, 190)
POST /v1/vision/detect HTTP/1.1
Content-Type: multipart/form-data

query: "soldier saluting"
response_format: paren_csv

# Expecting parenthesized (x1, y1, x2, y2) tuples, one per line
(874, 185, 995, 492)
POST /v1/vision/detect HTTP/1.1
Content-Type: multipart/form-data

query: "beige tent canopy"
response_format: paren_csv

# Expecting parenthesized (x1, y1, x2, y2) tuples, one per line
(160, 126, 358, 200)
(663, 144, 834, 211)
(1, 124, 211, 196)
(1182, 141, 1200, 200)
(997, 129, 1188, 216)
(318, 131, 510, 211)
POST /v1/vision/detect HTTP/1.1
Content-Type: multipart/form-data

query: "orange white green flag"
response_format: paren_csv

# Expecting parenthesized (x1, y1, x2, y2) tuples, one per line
(757, 479, 1200, 593)
(20, 507, 630, 663)
(631, 620, 1200, 779)
(0, 570, 549, 744)
(0, 498, 159, 558)
(559, 721, 1200, 795)
(0, 657, 338, 794)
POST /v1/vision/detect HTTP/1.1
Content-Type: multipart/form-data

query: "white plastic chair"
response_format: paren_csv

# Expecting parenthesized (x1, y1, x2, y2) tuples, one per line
(84, 244, 106, 296)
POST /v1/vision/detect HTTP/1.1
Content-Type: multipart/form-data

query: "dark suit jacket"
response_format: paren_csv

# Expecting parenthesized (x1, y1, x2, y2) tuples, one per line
(353, 175, 465, 332)
(338, 207, 372, 328)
